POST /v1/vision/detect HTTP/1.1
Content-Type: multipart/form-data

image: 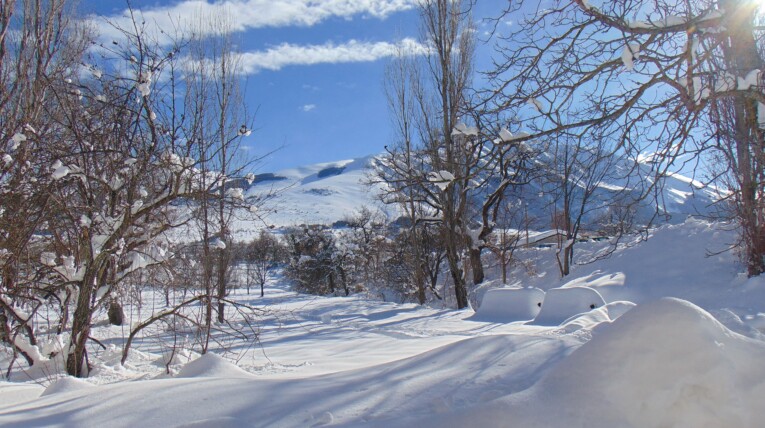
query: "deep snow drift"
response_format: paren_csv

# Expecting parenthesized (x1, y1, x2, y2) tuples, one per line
(409, 298, 765, 428)
(2, 220, 765, 427)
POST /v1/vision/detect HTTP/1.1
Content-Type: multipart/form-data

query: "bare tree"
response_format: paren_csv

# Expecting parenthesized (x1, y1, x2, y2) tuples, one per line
(0, 0, 263, 379)
(378, 42, 430, 304)
(484, 200, 529, 285)
(241, 230, 284, 297)
(0, 0, 90, 369)
(378, 0, 478, 309)
(183, 9, 255, 348)
(484, 0, 765, 276)
(536, 131, 635, 276)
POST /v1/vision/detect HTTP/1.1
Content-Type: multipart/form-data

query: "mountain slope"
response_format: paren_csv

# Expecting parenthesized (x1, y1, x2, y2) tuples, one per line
(244, 156, 397, 228)
(241, 153, 719, 230)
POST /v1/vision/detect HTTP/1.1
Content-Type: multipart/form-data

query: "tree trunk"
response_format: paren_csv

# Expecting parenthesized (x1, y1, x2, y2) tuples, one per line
(216, 248, 227, 324)
(0, 310, 34, 367)
(721, 0, 765, 276)
(107, 300, 124, 326)
(339, 266, 349, 296)
(415, 261, 426, 305)
(66, 274, 96, 377)
(468, 247, 483, 284)
(445, 244, 468, 309)
(500, 248, 508, 284)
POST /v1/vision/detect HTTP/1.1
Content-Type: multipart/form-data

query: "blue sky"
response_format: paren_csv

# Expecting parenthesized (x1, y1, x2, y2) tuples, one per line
(82, 1, 504, 172)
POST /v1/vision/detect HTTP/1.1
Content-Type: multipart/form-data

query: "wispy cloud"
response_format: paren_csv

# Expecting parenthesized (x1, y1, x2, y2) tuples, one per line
(236, 38, 426, 74)
(301, 104, 317, 112)
(95, 0, 416, 42)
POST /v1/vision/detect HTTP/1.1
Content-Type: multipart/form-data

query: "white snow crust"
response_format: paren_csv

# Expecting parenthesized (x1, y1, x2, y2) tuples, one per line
(474, 286, 545, 322)
(530, 286, 606, 326)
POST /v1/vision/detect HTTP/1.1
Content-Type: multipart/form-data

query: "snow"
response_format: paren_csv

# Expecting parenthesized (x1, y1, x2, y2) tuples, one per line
(414, 298, 765, 427)
(451, 122, 478, 137)
(223, 153, 713, 240)
(40, 377, 94, 397)
(663, 15, 685, 26)
(209, 237, 226, 250)
(226, 187, 244, 200)
(8, 294, 762, 427)
(508, 130, 530, 141)
(136, 71, 152, 97)
(526, 97, 543, 112)
(0, 159, 763, 427)
(531, 286, 606, 326)
(40, 252, 57, 267)
(498, 127, 513, 142)
(559, 300, 636, 333)
(176, 354, 254, 379)
(0, 384, 43, 408)
(239, 156, 396, 231)
(738, 69, 761, 90)
(621, 43, 641, 71)
(51, 165, 70, 180)
(628, 16, 684, 29)
(428, 170, 455, 190)
(473, 286, 545, 322)
(10, 133, 25, 150)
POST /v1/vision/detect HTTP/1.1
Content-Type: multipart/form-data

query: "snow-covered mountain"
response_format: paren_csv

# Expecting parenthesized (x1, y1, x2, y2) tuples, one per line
(238, 153, 719, 232)
(242, 155, 396, 229)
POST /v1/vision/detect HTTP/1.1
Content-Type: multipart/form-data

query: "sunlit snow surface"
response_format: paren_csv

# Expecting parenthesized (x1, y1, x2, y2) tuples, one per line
(3, 221, 765, 424)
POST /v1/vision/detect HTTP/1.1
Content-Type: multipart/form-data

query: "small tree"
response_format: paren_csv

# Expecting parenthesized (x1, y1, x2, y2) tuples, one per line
(284, 226, 338, 295)
(242, 231, 284, 297)
(343, 207, 388, 285)
(537, 132, 635, 276)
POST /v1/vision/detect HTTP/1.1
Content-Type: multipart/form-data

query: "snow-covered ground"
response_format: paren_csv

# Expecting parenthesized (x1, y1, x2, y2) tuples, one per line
(2, 219, 765, 427)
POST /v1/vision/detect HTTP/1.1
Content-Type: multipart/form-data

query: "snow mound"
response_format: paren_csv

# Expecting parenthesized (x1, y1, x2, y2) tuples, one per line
(41, 376, 94, 397)
(530, 286, 606, 326)
(536, 298, 765, 426)
(176, 353, 254, 379)
(417, 298, 765, 427)
(473, 287, 545, 322)
(559, 300, 636, 333)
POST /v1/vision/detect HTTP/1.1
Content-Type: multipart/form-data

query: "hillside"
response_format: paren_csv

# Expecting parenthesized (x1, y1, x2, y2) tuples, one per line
(236, 153, 719, 233)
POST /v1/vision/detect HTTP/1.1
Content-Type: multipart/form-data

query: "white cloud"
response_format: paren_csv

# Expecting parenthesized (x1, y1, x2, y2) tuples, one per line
(235, 38, 427, 74)
(94, 0, 416, 43)
(179, 37, 427, 77)
(301, 104, 317, 112)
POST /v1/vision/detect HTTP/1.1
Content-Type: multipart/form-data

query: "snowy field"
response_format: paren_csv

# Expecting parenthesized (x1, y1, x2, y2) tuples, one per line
(3, 219, 765, 427)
